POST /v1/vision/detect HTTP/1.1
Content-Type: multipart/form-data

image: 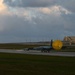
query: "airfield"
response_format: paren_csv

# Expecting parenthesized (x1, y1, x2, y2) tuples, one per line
(0, 49, 75, 75)
(0, 39, 75, 75)
(0, 49, 75, 57)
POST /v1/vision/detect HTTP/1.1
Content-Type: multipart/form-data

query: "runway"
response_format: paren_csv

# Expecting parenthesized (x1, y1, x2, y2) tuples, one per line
(0, 49, 75, 57)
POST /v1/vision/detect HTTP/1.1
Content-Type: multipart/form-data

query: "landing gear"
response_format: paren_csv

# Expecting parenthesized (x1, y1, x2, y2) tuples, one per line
(41, 49, 50, 53)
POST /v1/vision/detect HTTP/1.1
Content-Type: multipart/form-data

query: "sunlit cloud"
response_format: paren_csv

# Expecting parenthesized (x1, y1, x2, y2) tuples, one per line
(39, 5, 72, 16)
(0, 0, 16, 16)
(0, 0, 72, 20)
(0, 0, 8, 15)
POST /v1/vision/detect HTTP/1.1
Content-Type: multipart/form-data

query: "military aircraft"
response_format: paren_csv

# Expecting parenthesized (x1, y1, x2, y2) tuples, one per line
(23, 40, 63, 52)
(32, 40, 53, 52)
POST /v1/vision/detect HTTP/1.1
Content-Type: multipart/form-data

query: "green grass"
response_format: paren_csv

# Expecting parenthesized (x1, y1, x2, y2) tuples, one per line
(0, 43, 45, 49)
(0, 53, 75, 75)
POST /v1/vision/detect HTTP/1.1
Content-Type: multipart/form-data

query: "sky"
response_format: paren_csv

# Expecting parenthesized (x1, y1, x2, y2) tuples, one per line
(0, 0, 75, 43)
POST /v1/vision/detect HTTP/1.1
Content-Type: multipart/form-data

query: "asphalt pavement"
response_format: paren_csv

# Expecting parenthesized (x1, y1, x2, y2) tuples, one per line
(0, 49, 75, 57)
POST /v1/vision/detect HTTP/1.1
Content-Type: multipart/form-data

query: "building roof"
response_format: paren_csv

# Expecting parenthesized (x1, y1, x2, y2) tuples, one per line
(63, 36, 75, 43)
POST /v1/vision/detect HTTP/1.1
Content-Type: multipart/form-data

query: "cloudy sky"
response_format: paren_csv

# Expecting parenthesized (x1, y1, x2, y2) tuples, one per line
(0, 0, 75, 43)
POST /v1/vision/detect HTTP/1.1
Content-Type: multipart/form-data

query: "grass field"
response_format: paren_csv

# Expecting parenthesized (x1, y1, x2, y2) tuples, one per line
(0, 53, 75, 75)
(0, 43, 45, 49)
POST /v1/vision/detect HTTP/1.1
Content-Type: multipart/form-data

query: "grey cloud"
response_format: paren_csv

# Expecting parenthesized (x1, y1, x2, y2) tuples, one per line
(4, 0, 57, 7)
(0, 0, 75, 42)
(0, 13, 65, 43)
(57, 0, 75, 13)
(59, 13, 75, 37)
(3, 0, 75, 13)
(63, 14, 75, 31)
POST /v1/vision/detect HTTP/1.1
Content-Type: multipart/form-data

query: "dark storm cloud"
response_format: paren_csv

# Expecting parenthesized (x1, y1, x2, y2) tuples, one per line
(3, 0, 57, 7)
(3, 0, 75, 13)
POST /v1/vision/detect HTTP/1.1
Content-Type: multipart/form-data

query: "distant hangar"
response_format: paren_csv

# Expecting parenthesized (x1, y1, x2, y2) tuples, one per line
(63, 36, 75, 45)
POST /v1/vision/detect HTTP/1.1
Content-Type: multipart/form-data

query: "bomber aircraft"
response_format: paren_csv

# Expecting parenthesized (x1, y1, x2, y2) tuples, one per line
(24, 40, 63, 52)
